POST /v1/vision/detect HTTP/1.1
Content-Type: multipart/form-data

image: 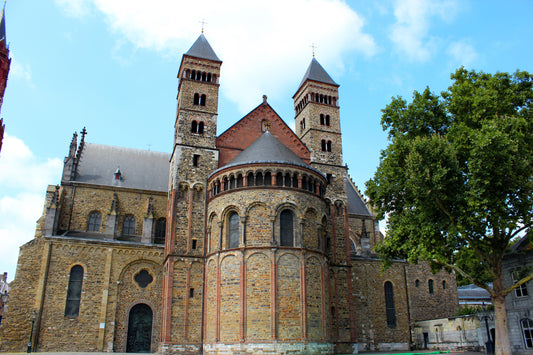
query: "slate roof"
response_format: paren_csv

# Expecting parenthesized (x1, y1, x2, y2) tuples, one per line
(74, 143, 170, 192)
(184, 34, 221, 62)
(457, 284, 491, 300)
(346, 178, 373, 216)
(297, 57, 338, 91)
(224, 131, 306, 168)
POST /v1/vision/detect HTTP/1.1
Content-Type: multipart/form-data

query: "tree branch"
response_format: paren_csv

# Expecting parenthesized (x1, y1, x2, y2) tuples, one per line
(432, 258, 495, 297)
(502, 271, 533, 297)
(510, 223, 531, 239)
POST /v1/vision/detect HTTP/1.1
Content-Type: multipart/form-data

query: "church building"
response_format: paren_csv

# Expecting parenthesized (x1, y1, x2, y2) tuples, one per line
(0, 34, 457, 354)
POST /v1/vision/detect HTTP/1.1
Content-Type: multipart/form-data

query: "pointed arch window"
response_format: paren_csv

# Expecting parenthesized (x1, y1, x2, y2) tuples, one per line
(65, 265, 84, 317)
(227, 212, 239, 249)
(123, 215, 135, 235)
(88, 211, 101, 232)
(280, 210, 294, 247)
(155, 218, 166, 244)
(384, 281, 396, 328)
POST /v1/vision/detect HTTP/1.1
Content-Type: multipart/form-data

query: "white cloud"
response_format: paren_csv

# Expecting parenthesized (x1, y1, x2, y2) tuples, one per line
(390, 0, 458, 62)
(10, 58, 32, 85)
(55, 0, 93, 18)
(447, 40, 478, 68)
(56, 0, 377, 113)
(0, 135, 62, 278)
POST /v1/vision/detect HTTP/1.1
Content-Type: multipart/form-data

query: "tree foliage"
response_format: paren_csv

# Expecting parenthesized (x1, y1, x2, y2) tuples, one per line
(366, 68, 533, 354)
(367, 68, 533, 355)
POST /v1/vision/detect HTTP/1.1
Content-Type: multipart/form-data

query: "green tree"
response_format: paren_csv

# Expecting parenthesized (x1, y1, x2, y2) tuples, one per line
(366, 68, 533, 355)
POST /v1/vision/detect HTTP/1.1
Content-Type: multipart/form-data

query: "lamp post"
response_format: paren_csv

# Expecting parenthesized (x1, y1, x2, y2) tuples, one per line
(476, 306, 494, 355)
(27, 310, 36, 353)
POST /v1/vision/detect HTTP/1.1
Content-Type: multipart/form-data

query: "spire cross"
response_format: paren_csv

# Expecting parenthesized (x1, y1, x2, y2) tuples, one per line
(199, 19, 207, 34)
(310, 43, 317, 57)
(80, 126, 87, 142)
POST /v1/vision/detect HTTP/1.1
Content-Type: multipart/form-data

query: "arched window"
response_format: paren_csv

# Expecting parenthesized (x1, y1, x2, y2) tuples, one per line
(415, 279, 420, 287)
(155, 218, 166, 244)
(442, 280, 447, 289)
(191, 120, 198, 133)
(202, 72, 207, 81)
(193, 93, 200, 105)
(123, 215, 135, 235)
(198, 121, 204, 134)
(247, 172, 255, 187)
(321, 139, 326, 151)
(65, 265, 84, 317)
(320, 114, 325, 125)
(256, 172, 264, 186)
(428, 279, 434, 294)
(280, 210, 294, 247)
(88, 211, 101, 232)
(276, 172, 283, 187)
(325, 115, 330, 126)
(521, 318, 533, 349)
(326, 140, 332, 152)
(264, 172, 272, 186)
(227, 212, 239, 249)
(236, 174, 243, 188)
(384, 281, 396, 327)
(200, 94, 206, 106)
(207, 73, 212, 82)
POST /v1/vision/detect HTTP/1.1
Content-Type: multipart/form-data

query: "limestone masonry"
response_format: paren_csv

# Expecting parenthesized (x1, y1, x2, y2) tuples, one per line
(0, 34, 457, 354)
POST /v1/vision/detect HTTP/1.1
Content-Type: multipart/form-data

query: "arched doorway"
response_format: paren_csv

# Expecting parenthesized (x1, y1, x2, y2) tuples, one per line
(126, 303, 153, 353)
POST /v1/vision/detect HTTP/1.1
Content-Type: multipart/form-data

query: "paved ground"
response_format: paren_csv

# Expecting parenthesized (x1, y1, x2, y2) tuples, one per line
(1, 352, 487, 355)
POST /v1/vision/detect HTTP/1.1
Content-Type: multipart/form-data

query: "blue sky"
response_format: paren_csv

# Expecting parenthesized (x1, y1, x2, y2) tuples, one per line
(1, 0, 532, 279)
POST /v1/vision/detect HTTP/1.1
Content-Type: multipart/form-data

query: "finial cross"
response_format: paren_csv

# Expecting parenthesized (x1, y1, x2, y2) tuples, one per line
(80, 126, 87, 141)
(200, 19, 207, 34)
(310, 43, 317, 57)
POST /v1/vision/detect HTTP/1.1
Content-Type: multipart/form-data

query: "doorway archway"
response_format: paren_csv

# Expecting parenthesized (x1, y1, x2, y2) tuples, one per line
(126, 303, 153, 353)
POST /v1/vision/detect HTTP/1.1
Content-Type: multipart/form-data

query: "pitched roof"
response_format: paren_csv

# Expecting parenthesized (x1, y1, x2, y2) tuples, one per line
(73, 143, 170, 192)
(0, 7, 5, 43)
(184, 34, 221, 62)
(346, 178, 373, 216)
(224, 131, 307, 168)
(297, 57, 338, 91)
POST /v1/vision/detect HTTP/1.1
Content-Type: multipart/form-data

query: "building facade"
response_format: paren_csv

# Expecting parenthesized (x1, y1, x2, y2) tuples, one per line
(0, 35, 457, 354)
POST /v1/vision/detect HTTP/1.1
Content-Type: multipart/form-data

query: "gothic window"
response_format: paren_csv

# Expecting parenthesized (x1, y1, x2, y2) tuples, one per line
(65, 265, 83, 317)
(193, 93, 200, 105)
(280, 210, 294, 247)
(428, 279, 434, 294)
(522, 318, 533, 348)
(155, 218, 166, 244)
(384, 281, 396, 328)
(200, 94, 206, 106)
(123, 215, 135, 235)
(88, 211, 101, 232)
(227, 212, 239, 249)
(513, 270, 529, 297)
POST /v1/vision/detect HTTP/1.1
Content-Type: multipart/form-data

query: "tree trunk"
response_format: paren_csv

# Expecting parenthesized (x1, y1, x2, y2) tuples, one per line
(493, 273, 512, 355)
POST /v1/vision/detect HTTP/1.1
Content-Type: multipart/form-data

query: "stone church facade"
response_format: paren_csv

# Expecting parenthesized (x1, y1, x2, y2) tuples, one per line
(0, 35, 458, 354)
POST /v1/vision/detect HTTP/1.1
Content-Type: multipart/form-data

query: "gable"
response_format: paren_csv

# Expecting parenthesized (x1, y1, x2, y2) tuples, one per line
(216, 101, 310, 167)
